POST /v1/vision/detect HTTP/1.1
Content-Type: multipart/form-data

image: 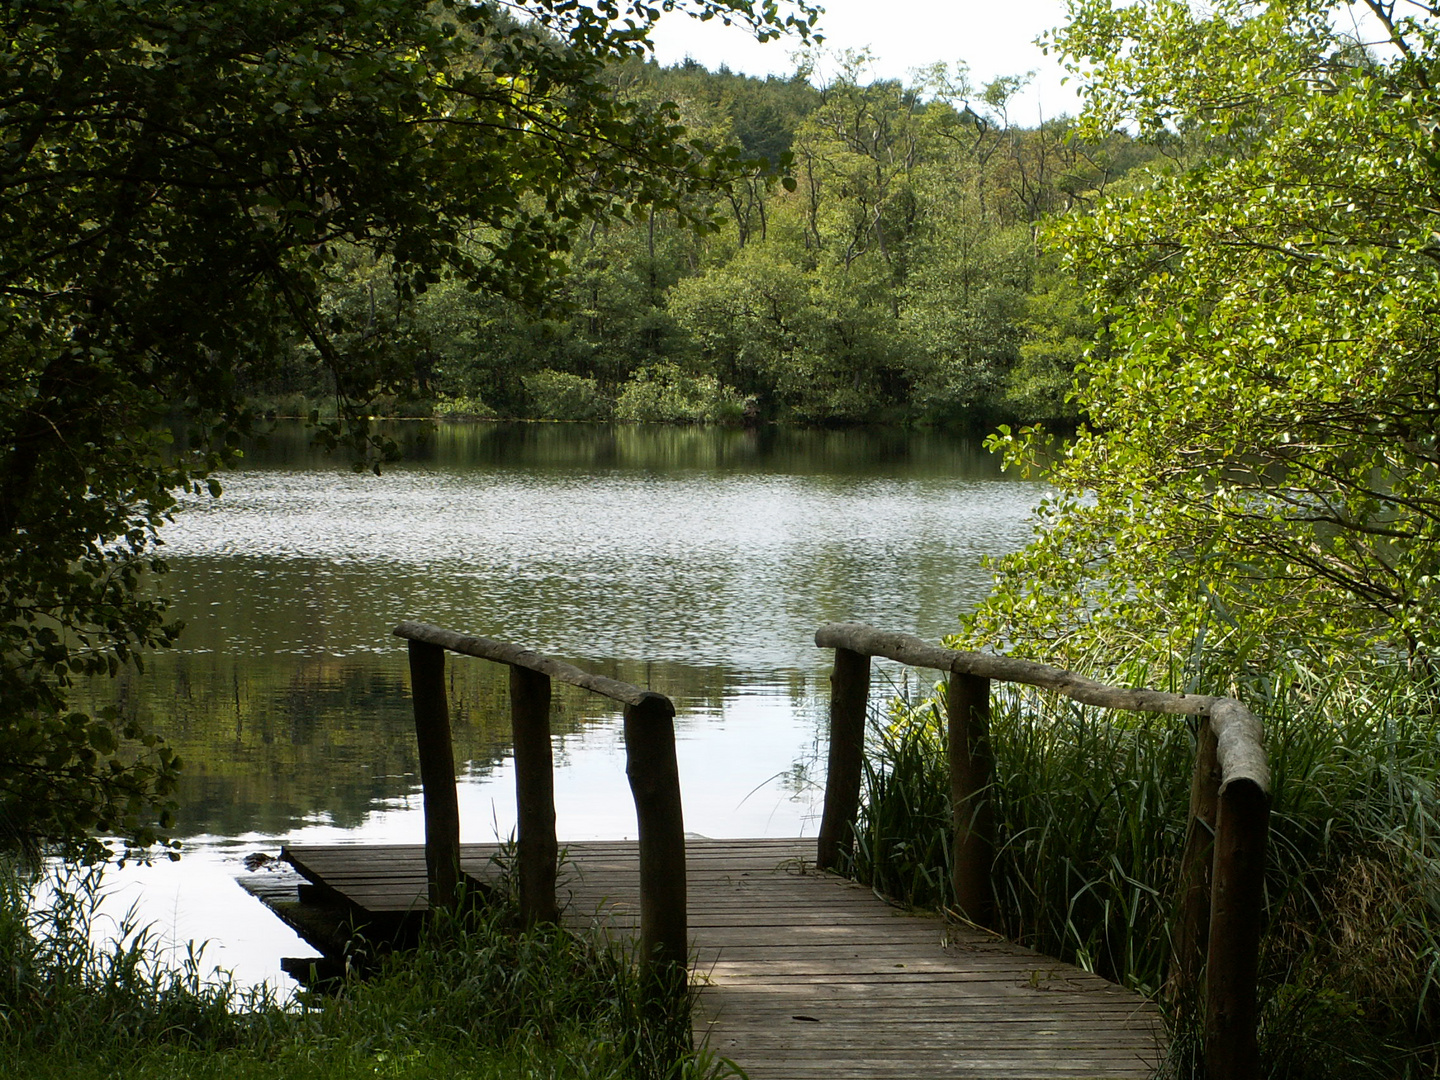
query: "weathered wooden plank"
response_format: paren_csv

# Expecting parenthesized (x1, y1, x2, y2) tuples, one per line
(695, 978, 1140, 996)
(691, 1064, 1154, 1079)
(703, 1010, 1156, 1024)
(702, 1070, 1151, 1080)
(719, 1059, 1155, 1065)
(720, 1042, 1157, 1059)
(281, 837, 1161, 1078)
(709, 1071, 1150, 1080)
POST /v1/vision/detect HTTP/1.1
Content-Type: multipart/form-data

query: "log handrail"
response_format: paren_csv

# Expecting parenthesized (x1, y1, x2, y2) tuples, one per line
(395, 620, 665, 708)
(814, 622, 1270, 793)
(814, 620, 1269, 1080)
(392, 620, 687, 985)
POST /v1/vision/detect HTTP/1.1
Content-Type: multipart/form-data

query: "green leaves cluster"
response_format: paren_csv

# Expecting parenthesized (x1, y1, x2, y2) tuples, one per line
(970, 0, 1440, 675)
(418, 54, 1152, 425)
(0, 0, 818, 857)
(668, 57, 1141, 423)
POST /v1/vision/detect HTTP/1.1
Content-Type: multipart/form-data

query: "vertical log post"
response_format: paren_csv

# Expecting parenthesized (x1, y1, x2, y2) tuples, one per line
(510, 665, 558, 926)
(1171, 714, 1220, 1001)
(624, 692, 688, 989)
(817, 647, 871, 871)
(407, 640, 461, 912)
(947, 672, 994, 929)
(1205, 779, 1269, 1080)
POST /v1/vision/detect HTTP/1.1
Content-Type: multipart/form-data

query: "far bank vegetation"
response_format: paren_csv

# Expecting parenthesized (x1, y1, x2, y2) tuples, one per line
(254, 53, 1157, 429)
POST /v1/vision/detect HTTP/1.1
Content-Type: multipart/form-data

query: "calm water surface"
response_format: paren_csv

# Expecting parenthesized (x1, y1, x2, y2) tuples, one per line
(82, 422, 1047, 991)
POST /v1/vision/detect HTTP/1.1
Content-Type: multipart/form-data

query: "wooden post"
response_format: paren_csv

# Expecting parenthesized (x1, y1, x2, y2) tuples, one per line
(623, 692, 688, 988)
(947, 673, 994, 929)
(407, 640, 461, 912)
(817, 647, 871, 871)
(1205, 778, 1270, 1080)
(1171, 714, 1220, 1001)
(510, 664, 558, 926)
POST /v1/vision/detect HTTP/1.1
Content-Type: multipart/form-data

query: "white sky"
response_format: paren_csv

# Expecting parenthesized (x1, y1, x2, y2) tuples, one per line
(647, 0, 1083, 123)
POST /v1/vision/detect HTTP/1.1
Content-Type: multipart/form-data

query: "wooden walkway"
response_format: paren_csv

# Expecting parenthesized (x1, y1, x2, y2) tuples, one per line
(282, 838, 1162, 1079)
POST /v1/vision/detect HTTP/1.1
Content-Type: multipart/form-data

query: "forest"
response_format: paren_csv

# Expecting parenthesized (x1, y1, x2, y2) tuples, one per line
(7, 0, 1440, 1077)
(258, 51, 1158, 428)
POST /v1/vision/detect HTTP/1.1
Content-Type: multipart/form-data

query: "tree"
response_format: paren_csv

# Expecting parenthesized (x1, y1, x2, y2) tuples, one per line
(674, 54, 933, 422)
(0, 0, 817, 858)
(968, 0, 1440, 676)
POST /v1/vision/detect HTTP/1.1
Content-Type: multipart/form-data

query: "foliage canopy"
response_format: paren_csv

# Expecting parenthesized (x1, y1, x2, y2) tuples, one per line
(437, 52, 1143, 426)
(0, 0, 817, 857)
(970, 0, 1440, 678)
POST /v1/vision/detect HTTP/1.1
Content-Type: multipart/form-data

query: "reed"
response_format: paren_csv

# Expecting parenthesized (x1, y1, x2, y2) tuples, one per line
(0, 857, 733, 1080)
(843, 665, 1440, 1077)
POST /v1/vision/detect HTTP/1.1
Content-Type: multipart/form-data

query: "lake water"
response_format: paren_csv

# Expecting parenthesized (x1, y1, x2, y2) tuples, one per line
(78, 421, 1047, 992)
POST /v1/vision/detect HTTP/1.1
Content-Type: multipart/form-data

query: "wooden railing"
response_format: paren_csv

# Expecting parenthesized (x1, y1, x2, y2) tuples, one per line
(815, 622, 1271, 1080)
(393, 621, 688, 982)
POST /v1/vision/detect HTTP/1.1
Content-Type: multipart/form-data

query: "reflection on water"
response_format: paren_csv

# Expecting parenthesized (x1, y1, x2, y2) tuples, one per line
(84, 421, 1046, 991)
(162, 422, 1030, 669)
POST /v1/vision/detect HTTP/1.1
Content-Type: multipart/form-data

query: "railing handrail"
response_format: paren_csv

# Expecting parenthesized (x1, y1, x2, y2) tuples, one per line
(815, 621, 1270, 796)
(395, 621, 669, 711)
(392, 621, 687, 990)
(814, 620, 1270, 1080)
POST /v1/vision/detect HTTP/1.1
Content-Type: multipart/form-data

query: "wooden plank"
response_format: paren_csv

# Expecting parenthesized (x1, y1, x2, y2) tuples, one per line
(281, 838, 1162, 1078)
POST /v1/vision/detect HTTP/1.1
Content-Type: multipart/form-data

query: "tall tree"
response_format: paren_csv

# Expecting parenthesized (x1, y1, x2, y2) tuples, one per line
(0, 0, 817, 858)
(970, 0, 1440, 675)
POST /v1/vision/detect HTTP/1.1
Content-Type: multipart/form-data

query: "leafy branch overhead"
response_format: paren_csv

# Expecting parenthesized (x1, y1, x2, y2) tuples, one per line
(971, 0, 1440, 674)
(0, 0, 817, 857)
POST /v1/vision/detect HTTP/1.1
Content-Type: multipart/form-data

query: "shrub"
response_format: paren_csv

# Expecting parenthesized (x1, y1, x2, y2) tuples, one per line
(614, 364, 748, 424)
(432, 393, 498, 419)
(521, 370, 612, 421)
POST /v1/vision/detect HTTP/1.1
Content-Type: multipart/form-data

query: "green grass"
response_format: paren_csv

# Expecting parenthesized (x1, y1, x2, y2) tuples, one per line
(0, 859, 734, 1080)
(842, 667, 1440, 1078)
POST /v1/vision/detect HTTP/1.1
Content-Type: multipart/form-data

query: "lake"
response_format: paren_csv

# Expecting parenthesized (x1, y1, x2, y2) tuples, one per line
(77, 421, 1047, 992)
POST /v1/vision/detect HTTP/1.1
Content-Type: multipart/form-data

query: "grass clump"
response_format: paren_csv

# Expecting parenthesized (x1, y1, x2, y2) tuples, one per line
(843, 666, 1440, 1078)
(614, 365, 749, 424)
(0, 858, 728, 1080)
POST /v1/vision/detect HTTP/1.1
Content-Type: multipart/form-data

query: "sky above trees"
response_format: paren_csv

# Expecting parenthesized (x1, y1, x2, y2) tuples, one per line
(649, 0, 1394, 123)
(648, 0, 1082, 120)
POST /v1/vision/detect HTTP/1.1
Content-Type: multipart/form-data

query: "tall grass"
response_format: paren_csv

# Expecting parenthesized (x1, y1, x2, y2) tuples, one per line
(0, 857, 731, 1080)
(843, 668, 1440, 1078)
(0, 860, 272, 1057)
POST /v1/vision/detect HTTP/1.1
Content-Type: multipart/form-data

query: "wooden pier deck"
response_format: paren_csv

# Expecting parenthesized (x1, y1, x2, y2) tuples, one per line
(282, 838, 1163, 1079)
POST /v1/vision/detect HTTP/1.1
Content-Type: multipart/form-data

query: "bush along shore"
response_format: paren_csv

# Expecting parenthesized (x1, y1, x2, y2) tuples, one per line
(842, 662, 1440, 1079)
(0, 858, 731, 1080)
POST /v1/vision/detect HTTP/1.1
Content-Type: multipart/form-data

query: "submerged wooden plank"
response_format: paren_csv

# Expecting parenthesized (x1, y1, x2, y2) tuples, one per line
(281, 838, 1163, 1078)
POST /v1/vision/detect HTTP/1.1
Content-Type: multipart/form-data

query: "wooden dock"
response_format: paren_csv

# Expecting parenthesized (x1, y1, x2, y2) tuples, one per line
(281, 838, 1163, 1079)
